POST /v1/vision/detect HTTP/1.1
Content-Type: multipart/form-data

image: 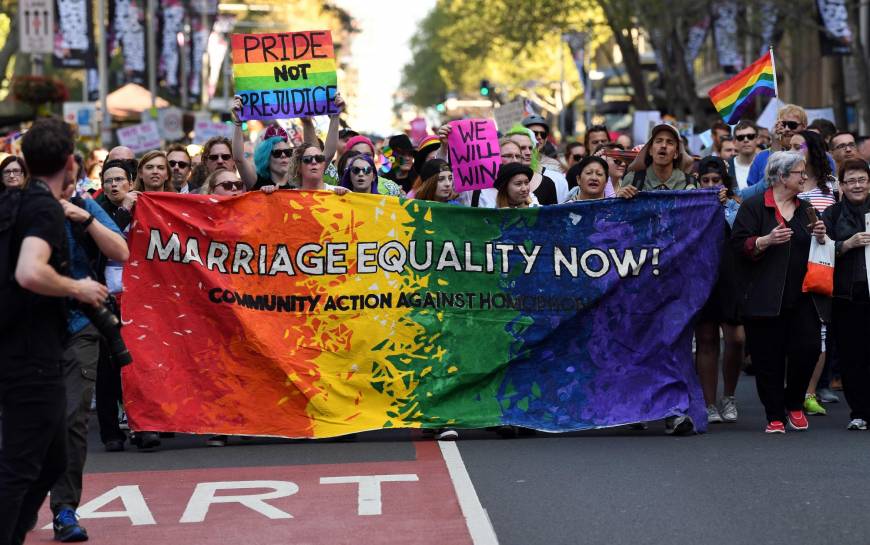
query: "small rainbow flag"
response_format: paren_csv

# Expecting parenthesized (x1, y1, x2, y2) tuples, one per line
(708, 50, 776, 124)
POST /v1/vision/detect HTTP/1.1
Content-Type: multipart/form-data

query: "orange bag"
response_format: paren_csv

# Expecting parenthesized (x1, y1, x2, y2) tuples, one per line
(802, 236, 834, 297)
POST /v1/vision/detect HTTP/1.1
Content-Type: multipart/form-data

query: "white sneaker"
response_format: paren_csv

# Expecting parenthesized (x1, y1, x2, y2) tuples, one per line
(706, 404, 723, 424)
(719, 396, 738, 423)
(847, 419, 868, 430)
(435, 428, 459, 441)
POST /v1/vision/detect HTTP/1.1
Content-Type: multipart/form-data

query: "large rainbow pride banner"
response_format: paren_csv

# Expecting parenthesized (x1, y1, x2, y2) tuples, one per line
(121, 191, 723, 438)
(230, 30, 338, 121)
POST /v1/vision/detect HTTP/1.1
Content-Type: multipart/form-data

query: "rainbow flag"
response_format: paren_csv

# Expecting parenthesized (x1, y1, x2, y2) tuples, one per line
(121, 191, 723, 438)
(708, 51, 776, 124)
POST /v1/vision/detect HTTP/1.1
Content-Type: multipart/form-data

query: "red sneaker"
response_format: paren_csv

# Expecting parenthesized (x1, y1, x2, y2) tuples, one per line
(765, 421, 786, 434)
(787, 410, 809, 431)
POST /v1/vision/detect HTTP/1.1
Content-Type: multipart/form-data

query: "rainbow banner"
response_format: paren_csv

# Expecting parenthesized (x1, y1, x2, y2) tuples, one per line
(121, 191, 723, 438)
(230, 30, 338, 121)
(708, 50, 776, 124)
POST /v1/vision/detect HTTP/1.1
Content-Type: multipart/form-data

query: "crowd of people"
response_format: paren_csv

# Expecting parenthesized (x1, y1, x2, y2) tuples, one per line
(3, 100, 870, 544)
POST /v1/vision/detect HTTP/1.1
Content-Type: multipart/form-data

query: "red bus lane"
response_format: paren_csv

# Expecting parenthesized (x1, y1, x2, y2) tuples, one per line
(27, 442, 475, 545)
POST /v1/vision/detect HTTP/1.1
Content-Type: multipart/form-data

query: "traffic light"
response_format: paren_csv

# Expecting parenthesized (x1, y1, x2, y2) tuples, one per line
(479, 79, 491, 97)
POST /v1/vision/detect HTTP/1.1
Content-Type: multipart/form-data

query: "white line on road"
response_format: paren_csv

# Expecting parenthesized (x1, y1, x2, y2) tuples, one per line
(438, 441, 499, 545)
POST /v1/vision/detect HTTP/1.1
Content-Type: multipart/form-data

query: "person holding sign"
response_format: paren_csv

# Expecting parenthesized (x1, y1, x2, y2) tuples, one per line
(822, 159, 870, 431)
(494, 162, 538, 209)
(291, 144, 348, 195)
(133, 151, 175, 193)
(618, 124, 696, 198)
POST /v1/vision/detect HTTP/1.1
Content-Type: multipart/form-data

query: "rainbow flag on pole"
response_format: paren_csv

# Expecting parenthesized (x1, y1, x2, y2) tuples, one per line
(708, 50, 777, 124)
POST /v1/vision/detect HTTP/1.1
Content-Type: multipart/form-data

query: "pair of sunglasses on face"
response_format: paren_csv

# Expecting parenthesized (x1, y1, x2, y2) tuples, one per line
(168, 160, 189, 168)
(270, 148, 292, 159)
(301, 154, 326, 164)
(208, 153, 232, 162)
(351, 166, 373, 175)
(216, 180, 244, 191)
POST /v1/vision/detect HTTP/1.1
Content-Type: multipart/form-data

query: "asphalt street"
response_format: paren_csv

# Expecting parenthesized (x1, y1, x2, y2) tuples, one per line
(25, 376, 870, 545)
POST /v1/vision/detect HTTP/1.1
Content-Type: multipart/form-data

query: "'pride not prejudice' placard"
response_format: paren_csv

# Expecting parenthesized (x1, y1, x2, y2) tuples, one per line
(231, 30, 339, 121)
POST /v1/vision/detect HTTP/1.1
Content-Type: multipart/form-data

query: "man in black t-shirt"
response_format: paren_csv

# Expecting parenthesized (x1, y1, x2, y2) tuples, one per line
(0, 118, 108, 545)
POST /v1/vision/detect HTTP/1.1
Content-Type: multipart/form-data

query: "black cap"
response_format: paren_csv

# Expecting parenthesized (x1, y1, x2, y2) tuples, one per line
(419, 159, 451, 182)
(388, 134, 414, 153)
(494, 162, 533, 190)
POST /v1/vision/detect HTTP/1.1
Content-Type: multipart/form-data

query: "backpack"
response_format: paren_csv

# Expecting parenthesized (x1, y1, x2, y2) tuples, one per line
(0, 188, 25, 330)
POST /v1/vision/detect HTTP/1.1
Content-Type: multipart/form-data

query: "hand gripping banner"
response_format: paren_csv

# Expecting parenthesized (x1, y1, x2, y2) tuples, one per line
(122, 190, 723, 437)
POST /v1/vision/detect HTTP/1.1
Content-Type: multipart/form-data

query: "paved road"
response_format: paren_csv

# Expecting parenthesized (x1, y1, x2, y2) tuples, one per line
(26, 376, 870, 545)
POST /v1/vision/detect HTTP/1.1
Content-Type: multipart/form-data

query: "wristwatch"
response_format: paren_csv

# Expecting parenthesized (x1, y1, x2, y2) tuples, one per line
(81, 214, 95, 228)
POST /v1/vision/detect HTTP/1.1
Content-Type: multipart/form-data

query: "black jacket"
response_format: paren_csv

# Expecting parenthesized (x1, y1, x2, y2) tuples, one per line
(730, 190, 830, 320)
(822, 201, 869, 301)
(95, 193, 132, 232)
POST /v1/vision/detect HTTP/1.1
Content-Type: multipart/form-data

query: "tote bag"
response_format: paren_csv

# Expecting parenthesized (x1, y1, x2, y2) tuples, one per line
(802, 236, 835, 296)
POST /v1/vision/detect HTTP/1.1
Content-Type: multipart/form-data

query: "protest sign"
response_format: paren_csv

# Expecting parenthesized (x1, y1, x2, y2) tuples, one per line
(156, 107, 184, 141)
(632, 110, 661, 145)
(193, 117, 233, 144)
(122, 190, 721, 438)
(62, 102, 97, 137)
(231, 30, 338, 121)
(117, 121, 161, 154)
(446, 119, 501, 192)
(494, 100, 525, 132)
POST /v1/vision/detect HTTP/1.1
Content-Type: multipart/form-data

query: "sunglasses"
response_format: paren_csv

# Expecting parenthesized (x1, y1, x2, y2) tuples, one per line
(351, 166, 373, 175)
(532, 130, 547, 139)
(216, 181, 244, 191)
(208, 153, 232, 162)
(782, 121, 801, 130)
(301, 154, 326, 164)
(271, 148, 292, 159)
(168, 160, 190, 168)
(735, 133, 757, 142)
(571, 154, 584, 162)
(611, 158, 625, 167)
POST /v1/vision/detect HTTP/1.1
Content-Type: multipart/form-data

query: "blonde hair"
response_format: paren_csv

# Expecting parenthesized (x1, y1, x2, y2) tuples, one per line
(777, 104, 808, 126)
(133, 150, 174, 192)
(202, 169, 243, 194)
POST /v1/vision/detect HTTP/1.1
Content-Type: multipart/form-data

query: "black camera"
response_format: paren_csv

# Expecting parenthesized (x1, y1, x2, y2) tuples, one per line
(80, 294, 133, 367)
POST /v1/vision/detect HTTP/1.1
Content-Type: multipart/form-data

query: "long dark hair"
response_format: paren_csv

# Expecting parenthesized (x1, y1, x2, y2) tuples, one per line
(797, 130, 832, 192)
(339, 154, 379, 194)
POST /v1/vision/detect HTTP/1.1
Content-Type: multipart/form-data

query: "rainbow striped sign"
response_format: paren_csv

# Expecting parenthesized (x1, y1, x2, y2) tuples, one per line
(231, 30, 338, 121)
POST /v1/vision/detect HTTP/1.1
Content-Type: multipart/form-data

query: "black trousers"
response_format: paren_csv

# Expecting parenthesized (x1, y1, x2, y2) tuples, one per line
(833, 298, 870, 421)
(0, 363, 67, 545)
(95, 336, 126, 445)
(745, 297, 821, 423)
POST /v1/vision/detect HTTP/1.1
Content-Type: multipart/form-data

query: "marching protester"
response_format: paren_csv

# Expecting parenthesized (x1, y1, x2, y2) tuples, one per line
(458, 137, 521, 208)
(823, 159, 870, 430)
(718, 136, 737, 162)
(409, 159, 458, 204)
(566, 156, 608, 202)
(584, 124, 611, 155)
(695, 157, 744, 423)
(731, 151, 829, 434)
(618, 123, 697, 197)
(339, 153, 400, 196)
(202, 136, 236, 176)
(564, 141, 586, 173)
(133, 151, 175, 193)
(746, 104, 808, 186)
(522, 115, 562, 174)
(292, 144, 349, 195)
(49, 163, 129, 542)
(494, 162, 537, 208)
(830, 131, 860, 173)
(413, 135, 442, 179)
(165, 143, 193, 193)
(705, 121, 732, 157)
(1, 155, 27, 190)
(0, 118, 109, 545)
(595, 142, 628, 197)
(203, 169, 279, 197)
(506, 124, 563, 205)
(730, 121, 760, 190)
(382, 134, 417, 193)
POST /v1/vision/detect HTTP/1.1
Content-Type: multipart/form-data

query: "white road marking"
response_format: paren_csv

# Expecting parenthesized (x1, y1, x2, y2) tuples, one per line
(438, 441, 499, 545)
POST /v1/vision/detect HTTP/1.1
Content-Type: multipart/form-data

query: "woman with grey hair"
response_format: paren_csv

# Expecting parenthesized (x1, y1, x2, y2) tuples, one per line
(731, 151, 829, 434)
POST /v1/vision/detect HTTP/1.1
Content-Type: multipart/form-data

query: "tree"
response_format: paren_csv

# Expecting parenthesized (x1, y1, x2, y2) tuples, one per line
(846, 0, 870, 131)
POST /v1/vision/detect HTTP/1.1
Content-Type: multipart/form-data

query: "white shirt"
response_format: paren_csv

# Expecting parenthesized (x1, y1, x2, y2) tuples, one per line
(544, 167, 570, 203)
(457, 187, 498, 208)
(733, 155, 754, 190)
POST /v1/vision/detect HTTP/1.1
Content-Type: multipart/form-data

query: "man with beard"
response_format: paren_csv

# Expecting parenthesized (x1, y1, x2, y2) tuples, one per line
(619, 123, 697, 195)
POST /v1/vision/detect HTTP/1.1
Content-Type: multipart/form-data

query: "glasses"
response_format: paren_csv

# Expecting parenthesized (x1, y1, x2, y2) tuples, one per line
(168, 160, 190, 169)
(789, 170, 809, 179)
(301, 154, 326, 164)
(833, 142, 857, 151)
(216, 181, 244, 191)
(571, 154, 584, 162)
(2, 168, 23, 178)
(782, 120, 801, 130)
(842, 176, 869, 186)
(207, 153, 232, 162)
(351, 166, 373, 175)
(271, 148, 292, 159)
(103, 176, 128, 185)
(735, 133, 757, 142)
(532, 130, 547, 139)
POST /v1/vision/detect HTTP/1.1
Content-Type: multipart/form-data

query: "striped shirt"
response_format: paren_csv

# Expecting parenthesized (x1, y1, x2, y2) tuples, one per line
(798, 183, 837, 213)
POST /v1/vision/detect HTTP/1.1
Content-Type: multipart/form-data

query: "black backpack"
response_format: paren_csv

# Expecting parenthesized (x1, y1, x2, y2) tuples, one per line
(0, 188, 24, 330)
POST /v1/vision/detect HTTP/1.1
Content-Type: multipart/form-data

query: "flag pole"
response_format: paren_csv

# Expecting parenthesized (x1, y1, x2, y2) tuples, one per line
(769, 44, 779, 114)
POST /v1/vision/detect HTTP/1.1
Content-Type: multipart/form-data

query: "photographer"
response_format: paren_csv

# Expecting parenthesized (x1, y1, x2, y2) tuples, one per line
(0, 118, 108, 545)
(47, 173, 129, 541)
